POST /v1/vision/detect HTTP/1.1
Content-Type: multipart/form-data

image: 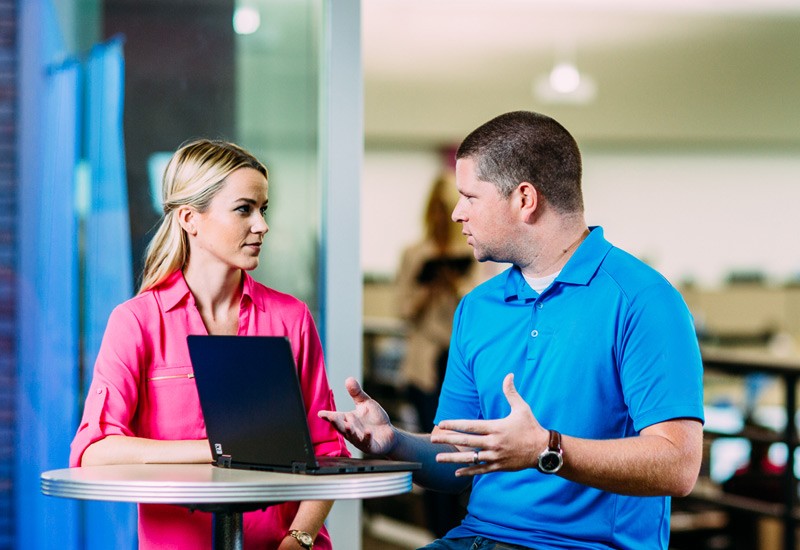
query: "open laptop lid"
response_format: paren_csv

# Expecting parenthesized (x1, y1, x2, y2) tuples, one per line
(188, 335, 420, 475)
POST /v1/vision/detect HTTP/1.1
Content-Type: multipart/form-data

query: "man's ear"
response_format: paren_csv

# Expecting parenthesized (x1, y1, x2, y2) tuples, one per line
(517, 181, 539, 222)
(176, 205, 197, 236)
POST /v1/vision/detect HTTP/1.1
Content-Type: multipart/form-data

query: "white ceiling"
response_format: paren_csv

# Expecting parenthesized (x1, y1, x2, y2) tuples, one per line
(362, 0, 800, 148)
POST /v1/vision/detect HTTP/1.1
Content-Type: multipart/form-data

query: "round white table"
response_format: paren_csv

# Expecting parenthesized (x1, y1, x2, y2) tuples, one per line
(41, 463, 413, 549)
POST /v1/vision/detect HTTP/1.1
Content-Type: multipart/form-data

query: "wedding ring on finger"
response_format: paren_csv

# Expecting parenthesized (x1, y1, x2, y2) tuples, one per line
(473, 449, 480, 464)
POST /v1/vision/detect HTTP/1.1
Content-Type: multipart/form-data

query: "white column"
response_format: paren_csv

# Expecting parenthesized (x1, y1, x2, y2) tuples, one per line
(319, 0, 363, 548)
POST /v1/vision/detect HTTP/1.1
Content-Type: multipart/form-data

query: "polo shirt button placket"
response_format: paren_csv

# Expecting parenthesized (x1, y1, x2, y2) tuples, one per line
(531, 300, 540, 338)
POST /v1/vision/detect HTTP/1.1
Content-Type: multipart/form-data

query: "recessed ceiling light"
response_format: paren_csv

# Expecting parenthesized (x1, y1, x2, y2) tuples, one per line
(233, 6, 261, 35)
(534, 63, 597, 105)
(549, 62, 581, 94)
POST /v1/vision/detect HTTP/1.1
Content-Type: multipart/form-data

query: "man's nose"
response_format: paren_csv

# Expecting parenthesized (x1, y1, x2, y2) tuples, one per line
(451, 201, 465, 223)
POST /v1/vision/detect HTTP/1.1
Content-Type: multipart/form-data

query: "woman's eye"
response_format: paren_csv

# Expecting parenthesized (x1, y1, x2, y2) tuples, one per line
(260, 207, 268, 217)
(236, 205, 251, 214)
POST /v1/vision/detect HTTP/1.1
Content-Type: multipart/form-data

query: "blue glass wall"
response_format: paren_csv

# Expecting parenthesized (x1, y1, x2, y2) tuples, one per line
(16, 3, 136, 547)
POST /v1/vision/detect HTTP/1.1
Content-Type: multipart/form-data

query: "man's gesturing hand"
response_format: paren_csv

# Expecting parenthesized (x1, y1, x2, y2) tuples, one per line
(431, 373, 548, 476)
(318, 377, 398, 456)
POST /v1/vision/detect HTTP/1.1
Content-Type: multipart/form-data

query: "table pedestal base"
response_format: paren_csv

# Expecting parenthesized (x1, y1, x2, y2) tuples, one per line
(213, 511, 243, 550)
(189, 502, 273, 550)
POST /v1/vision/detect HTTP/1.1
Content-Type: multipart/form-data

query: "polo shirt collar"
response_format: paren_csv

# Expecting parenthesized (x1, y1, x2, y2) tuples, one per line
(557, 226, 612, 286)
(503, 226, 612, 301)
(158, 269, 259, 312)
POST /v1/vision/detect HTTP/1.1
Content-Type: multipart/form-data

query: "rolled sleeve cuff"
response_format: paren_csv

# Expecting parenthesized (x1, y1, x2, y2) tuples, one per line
(69, 385, 131, 466)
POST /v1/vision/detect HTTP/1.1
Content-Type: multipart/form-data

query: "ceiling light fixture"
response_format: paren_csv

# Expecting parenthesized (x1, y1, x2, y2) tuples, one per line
(549, 61, 581, 94)
(533, 44, 597, 105)
(233, 6, 261, 35)
(534, 62, 597, 105)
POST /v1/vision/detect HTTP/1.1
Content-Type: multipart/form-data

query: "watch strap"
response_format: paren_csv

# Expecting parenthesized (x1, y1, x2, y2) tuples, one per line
(548, 429, 561, 451)
(537, 429, 563, 474)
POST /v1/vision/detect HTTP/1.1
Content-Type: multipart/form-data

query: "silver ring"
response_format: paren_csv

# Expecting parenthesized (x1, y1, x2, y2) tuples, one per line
(473, 450, 480, 464)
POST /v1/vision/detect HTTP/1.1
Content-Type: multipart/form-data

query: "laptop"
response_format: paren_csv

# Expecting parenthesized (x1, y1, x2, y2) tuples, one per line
(187, 335, 421, 475)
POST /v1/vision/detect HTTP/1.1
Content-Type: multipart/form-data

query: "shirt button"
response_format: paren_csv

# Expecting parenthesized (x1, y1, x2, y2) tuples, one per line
(96, 388, 103, 394)
(536, 302, 544, 310)
(530, 329, 539, 337)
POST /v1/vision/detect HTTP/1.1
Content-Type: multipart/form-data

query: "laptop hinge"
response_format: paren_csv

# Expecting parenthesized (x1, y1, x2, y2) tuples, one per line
(291, 461, 309, 473)
(217, 455, 233, 468)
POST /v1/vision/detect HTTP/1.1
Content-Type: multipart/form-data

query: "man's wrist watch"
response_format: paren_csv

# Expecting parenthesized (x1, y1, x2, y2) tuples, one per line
(289, 529, 314, 549)
(537, 429, 563, 474)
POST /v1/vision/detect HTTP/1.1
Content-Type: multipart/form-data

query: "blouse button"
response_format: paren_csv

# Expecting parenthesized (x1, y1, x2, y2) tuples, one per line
(530, 329, 539, 337)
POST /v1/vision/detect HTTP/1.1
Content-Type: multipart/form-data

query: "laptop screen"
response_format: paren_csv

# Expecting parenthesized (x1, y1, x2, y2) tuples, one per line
(188, 335, 318, 470)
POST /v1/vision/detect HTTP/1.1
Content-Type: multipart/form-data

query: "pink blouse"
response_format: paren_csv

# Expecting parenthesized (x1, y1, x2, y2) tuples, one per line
(70, 270, 349, 549)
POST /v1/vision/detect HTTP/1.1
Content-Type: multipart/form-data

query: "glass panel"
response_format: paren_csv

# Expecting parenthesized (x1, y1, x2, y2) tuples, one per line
(58, 0, 322, 311)
(237, 0, 322, 313)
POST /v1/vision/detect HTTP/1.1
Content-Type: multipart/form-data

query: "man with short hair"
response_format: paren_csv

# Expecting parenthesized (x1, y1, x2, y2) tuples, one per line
(320, 111, 704, 550)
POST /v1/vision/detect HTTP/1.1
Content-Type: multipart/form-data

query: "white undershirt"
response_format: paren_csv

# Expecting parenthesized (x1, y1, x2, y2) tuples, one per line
(522, 271, 560, 294)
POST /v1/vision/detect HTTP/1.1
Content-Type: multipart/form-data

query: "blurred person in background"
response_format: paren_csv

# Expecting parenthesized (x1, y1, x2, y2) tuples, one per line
(396, 173, 478, 536)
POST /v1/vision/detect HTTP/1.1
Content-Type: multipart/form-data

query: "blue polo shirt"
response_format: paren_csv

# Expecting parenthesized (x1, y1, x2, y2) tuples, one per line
(435, 226, 704, 550)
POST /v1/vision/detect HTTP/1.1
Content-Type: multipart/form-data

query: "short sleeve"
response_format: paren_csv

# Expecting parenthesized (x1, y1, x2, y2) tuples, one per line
(434, 298, 481, 425)
(619, 283, 705, 432)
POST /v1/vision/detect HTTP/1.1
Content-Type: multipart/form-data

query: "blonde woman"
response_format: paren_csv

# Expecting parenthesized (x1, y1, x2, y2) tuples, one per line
(70, 139, 347, 549)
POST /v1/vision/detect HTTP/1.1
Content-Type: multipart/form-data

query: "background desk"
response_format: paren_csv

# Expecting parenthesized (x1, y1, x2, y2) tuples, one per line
(41, 463, 413, 549)
(694, 348, 800, 550)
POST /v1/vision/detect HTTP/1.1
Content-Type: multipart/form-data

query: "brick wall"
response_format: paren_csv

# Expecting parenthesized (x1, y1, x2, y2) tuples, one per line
(0, 0, 15, 548)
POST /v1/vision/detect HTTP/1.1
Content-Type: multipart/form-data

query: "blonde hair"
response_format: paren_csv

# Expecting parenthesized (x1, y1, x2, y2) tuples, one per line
(423, 172, 460, 248)
(138, 139, 268, 293)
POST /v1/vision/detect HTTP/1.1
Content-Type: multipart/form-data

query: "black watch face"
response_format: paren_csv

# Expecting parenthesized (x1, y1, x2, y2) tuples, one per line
(540, 451, 562, 472)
